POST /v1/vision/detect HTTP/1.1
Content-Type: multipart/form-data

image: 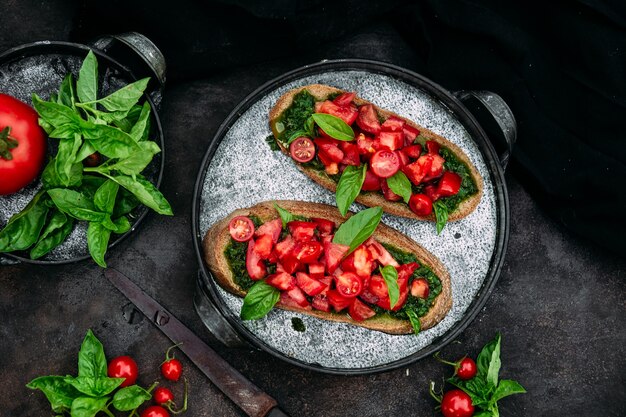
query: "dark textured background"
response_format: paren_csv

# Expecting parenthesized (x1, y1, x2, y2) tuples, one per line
(1, 1, 625, 416)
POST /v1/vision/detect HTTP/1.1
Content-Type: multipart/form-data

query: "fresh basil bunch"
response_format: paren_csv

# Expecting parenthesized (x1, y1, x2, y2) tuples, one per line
(0, 51, 172, 266)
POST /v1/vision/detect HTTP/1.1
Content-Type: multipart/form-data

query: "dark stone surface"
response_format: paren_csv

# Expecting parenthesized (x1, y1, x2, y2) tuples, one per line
(1, 4, 625, 417)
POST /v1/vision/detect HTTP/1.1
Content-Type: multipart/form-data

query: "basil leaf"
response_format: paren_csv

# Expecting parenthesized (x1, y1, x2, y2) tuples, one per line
(105, 174, 173, 216)
(76, 141, 97, 162)
(477, 332, 501, 388)
(0, 191, 49, 252)
(433, 200, 449, 235)
(31, 94, 79, 128)
(26, 376, 81, 413)
(94, 179, 119, 214)
(112, 188, 140, 218)
(241, 280, 280, 320)
(265, 134, 280, 151)
(48, 189, 106, 222)
(332, 207, 382, 254)
(305, 115, 315, 137)
(274, 204, 295, 228)
(65, 375, 123, 397)
(55, 134, 83, 187)
(87, 222, 112, 267)
(336, 164, 366, 216)
(311, 113, 354, 141)
(380, 265, 400, 309)
(70, 396, 109, 417)
(49, 123, 78, 139)
(129, 101, 151, 142)
(405, 308, 421, 335)
(80, 175, 107, 198)
(111, 216, 131, 234)
(57, 74, 76, 109)
(79, 105, 131, 123)
(447, 377, 490, 408)
(491, 379, 526, 403)
(83, 78, 149, 112)
(473, 412, 492, 417)
(387, 171, 412, 204)
(30, 210, 74, 259)
(77, 50, 98, 107)
(286, 129, 311, 145)
(112, 385, 151, 411)
(92, 141, 160, 176)
(77, 329, 108, 378)
(82, 124, 140, 159)
(41, 159, 63, 189)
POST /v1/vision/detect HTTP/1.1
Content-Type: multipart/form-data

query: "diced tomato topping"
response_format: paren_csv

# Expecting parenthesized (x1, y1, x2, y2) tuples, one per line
(359, 288, 379, 305)
(339, 141, 361, 166)
(424, 184, 440, 202)
(321, 234, 333, 245)
(308, 262, 325, 279)
(411, 278, 430, 299)
(381, 116, 405, 132)
(318, 276, 332, 292)
(317, 145, 344, 165)
(397, 262, 420, 281)
(333, 92, 356, 106)
(370, 150, 400, 178)
(424, 154, 445, 181)
(361, 169, 381, 191)
(425, 140, 441, 155)
(295, 272, 326, 296)
(369, 274, 388, 299)
(293, 241, 323, 263)
(255, 219, 282, 243)
(266, 272, 296, 291)
(252, 235, 274, 259)
(349, 298, 376, 321)
(404, 144, 422, 159)
(437, 171, 462, 197)
(367, 240, 399, 267)
(376, 275, 408, 311)
(288, 221, 317, 242)
(403, 125, 420, 146)
(352, 245, 376, 278)
(380, 178, 403, 202)
(312, 294, 331, 312)
(340, 252, 356, 273)
(246, 239, 267, 280)
(356, 104, 381, 135)
(310, 218, 334, 236)
(378, 131, 404, 151)
(315, 138, 344, 162)
(356, 133, 377, 157)
(280, 287, 311, 309)
(314, 101, 323, 113)
(318, 100, 358, 125)
(274, 235, 295, 260)
(409, 193, 433, 217)
(396, 149, 409, 168)
(403, 155, 431, 185)
(281, 252, 304, 274)
(323, 242, 349, 274)
(327, 289, 353, 312)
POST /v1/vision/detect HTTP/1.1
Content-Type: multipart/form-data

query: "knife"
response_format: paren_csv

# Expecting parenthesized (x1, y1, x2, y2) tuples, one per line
(104, 268, 290, 417)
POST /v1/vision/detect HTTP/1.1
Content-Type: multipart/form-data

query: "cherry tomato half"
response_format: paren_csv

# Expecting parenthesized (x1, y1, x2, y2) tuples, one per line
(161, 358, 183, 381)
(335, 272, 363, 298)
(290, 137, 316, 163)
(409, 193, 433, 217)
(370, 150, 400, 178)
(154, 387, 175, 405)
(228, 216, 255, 242)
(0, 94, 46, 195)
(441, 389, 474, 417)
(141, 405, 170, 417)
(107, 356, 138, 388)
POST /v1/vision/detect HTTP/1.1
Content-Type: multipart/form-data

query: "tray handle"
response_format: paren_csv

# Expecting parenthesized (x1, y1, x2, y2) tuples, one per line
(0, 254, 18, 266)
(454, 90, 517, 170)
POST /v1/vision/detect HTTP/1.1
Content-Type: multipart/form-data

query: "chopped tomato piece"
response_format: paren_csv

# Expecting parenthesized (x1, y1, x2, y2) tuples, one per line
(381, 116, 405, 132)
(403, 155, 431, 185)
(333, 92, 356, 107)
(308, 262, 325, 279)
(369, 275, 388, 299)
(255, 219, 282, 243)
(403, 125, 420, 146)
(356, 133, 377, 157)
(318, 276, 332, 293)
(359, 288, 379, 305)
(315, 138, 344, 161)
(424, 184, 440, 202)
(311, 294, 330, 312)
(288, 221, 317, 242)
(252, 235, 274, 259)
(339, 141, 361, 166)
(309, 218, 333, 236)
(380, 179, 403, 202)
(280, 287, 311, 309)
(367, 241, 399, 267)
(282, 253, 304, 274)
(318, 100, 358, 125)
(404, 144, 422, 159)
(376, 276, 408, 310)
(323, 242, 350, 274)
(229, 216, 255, 242)
(356, 104, 381, 135)
(266, 272, 296, 291)
(437, 171, 462, 197)
(425, 140, 440, 155)
(327, 289, 353, 312)
(370, 150, 400, 178)
(409, 193, 433, 216)
(348, 298, 376, 321)
(424, 154, 445, 181)
(246, 240, 267, 280)
(296, 272, 326, 296)
(396, 149, 409, 168)
(411, 278, 430, 299)
(274, 235, 296, 260)
(352, 245, 376, 278)
(317, 144, 344, 164)
(397, 262, 420, 281)
(378, 131, 404, 151)
(294, 241, 323, 263)
(321, 234, 333, 245)
(361, 169, 381, 191)
(340, 252, 356, 273)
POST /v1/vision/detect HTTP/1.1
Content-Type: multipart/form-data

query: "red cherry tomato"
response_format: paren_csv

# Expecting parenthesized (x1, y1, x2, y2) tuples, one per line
(335, 272, 363, 298)
(370, 150, 400, 178)
(0, 94, 47, 195)
(437, 171, 462, 197)
(107, 356, 138, 388)
(153, 387, 175, 405)
(228, 216, 255, 242)
(409, 193, 433, 216)
(457, 357, 478, 380)
(82, 152, 102, 167)
(161, 358, 183, 381)
(289, 137, 316, 163)
(361, 169, 381, 191)
(441, 389, 474, 417)
(141, 405, 170, 417)
(356, 104, 381, 135)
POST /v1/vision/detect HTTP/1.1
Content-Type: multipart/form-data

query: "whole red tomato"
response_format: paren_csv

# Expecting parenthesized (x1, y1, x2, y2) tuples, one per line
(161, 358, 183, 382)
(0, 94, 46, 195)
(107, 355, 139, 387)
(456, 358, 477, 380)
(441, 389, 474, 417)
(141, 405, 169, 417)
(153, 387, 175, 405)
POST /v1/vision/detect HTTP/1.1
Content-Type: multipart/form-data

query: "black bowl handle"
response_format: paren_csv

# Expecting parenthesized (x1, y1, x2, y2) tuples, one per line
(453, 91, 517, 170)
(89, 32, 166, 108)
(0, 254, 19, 266)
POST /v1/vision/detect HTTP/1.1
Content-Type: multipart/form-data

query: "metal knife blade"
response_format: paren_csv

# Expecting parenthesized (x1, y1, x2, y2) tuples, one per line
(104, 268, 290, 417)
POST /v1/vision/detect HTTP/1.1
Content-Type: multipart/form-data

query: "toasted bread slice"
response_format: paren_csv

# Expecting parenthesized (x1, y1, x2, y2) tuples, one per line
(203, 201, 452, 335)
(269, 84, 483, 221)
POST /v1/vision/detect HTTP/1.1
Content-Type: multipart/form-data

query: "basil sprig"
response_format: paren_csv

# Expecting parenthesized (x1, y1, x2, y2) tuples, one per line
(446, 333, 526, 415)
(310, 113, 354, 141)
(274, 203, 308, 229)
(380, 265, 400, 309)
(27, 330, 152, 416)
(387, 171, 412, 204)
(241, 280, 281, 320)
(433, 200, 449, 235)
(332, 206, 383, 255)
(336, 164, 367, 216)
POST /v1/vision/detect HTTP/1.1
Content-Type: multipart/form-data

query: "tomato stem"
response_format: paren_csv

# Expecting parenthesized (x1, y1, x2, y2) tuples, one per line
(429, 381, 443, 404)
(167, 377, 189, 415)
(434, 351, 461, 369)
(0, 126, 18, 161)
(146, 381, 160, 393)
(101, 406, 115, 417)
(163, 342, 184, 362)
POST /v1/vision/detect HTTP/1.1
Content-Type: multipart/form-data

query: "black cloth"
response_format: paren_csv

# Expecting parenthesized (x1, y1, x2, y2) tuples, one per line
(73, 0, 626, 255)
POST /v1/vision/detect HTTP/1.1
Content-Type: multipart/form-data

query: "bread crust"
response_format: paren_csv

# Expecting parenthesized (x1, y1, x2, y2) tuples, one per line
(203, 201, 452, 335)
(269, 84, 483, 221)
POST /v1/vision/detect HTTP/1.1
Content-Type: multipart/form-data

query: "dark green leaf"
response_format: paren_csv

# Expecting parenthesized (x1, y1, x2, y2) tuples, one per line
(492, 379, 526, 403)
(405, 308, 421, 335)
(55, 134, 83, 187)
(274, 204, 296, 228)
(57, 74, 76, 109)
(265, 135, 280, 151)
(30, 210, 74, 259)
(110, 216, 131, 234)
(76, 141, 96, 162)
(387, 171, 412, 204)
(336, 164, 366, 216)
(82, 124, 140, 159)
(32, 94, 79, 128)
(332, 207, 382, 254)
(79, 106, 130, 123)
(447, 377, 491, 408)
(80, 175, 107, 198)
(41, 159, 63, 189)
(77, 50, 98, 107)
(477, 332, 501, 388)
(48, 189, 106, 222)
(286, 129, 311, 145)
(105, 174, 172, 215)
(87, 222, 111, 267)
(433, 200, 449, 235)
(94, 180, 119, 214)
(0, 191, 49, 252)
(310, 113, 354, 141)
(70, 396, 109, 417)
(241, 280, 280, 320)
(77, 329, 107, 378)
(380, 265, 400, 309)
(305, 115, 315, 136)
(93, 141, 160, 176)
(26, 376, 81, 413)
(84, 78, 149, 112)
(112, 385, 151, 411)
(112, 188, 140, 218)
(49, 123, 78, 139)
(65, 375, 123, 397)
(129, 101, 151, 142)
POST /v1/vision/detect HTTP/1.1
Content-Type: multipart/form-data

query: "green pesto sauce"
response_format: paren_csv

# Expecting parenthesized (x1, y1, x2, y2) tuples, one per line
(223, 215, 262, 291)
(276, 90, 316, 145)
(438, 147, 478, 212)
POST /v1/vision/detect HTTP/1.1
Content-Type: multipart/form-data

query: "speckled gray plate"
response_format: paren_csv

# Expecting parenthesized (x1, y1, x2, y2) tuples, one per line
(0, 41, 164, 265)
(193, 60, 510, 374)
